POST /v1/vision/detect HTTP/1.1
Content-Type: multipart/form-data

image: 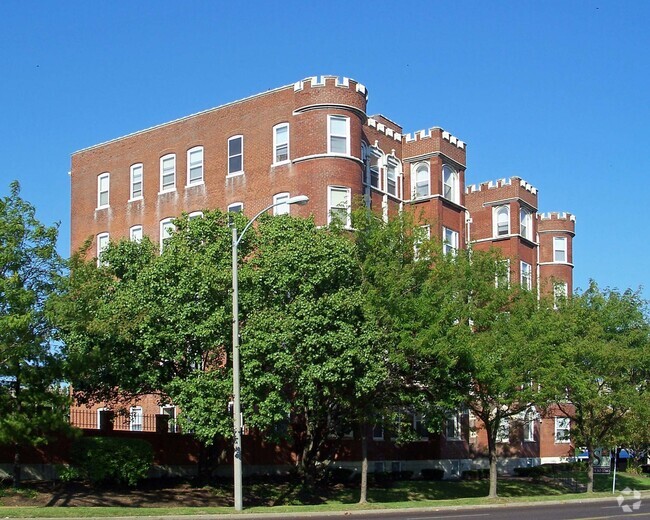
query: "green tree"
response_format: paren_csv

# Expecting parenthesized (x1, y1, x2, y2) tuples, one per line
(537, 282, 650, 492)
(0, 181, 69, 486)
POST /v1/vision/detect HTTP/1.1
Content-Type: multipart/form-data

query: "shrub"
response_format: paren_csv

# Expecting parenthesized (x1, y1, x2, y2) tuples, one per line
(392, 470, 413, 481)
(324, 467, 354, 484)
(462, 469, 489, 480)
(421, 468, 445, 480)
(65, 436, 154, 486)
(513, 466, 546, 478)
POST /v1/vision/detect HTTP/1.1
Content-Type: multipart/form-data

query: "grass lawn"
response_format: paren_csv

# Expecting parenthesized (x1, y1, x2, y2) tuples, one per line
(0, 472, 648, 518)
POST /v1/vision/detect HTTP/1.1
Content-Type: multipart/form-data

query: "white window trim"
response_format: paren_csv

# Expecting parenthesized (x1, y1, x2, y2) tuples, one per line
(227, 202, 244, 214)
(446, 411, 463, 441)
(327, 186, 351, 228)
(366, 147, 383, 189)
(496, 418, 510, 443)
(413, 162, 430, 199)
(97, 407, 108, 429)
(227, 135, 244, 177)
(442, 164, 459, 204)
(188, 211, 204, 220)
(495, 258, 511, 288)
(129, 225, 143, 242)
(494, 205, 510, 237)
(159, 154, 176, 193)
(554, 417, 570, 443)
(97, 172, 110, 209)
(130, 406, 143, 432)
(520, 208, 532, 240)
(553, 236, 568, 263)
(327, 115, 350, 156)
(96, 232, 109, 266)
(159, 218, 174, 253)
(273, 192, 290, 215)
(129, 164, 143, 201)
(414, 225, 431, 260)
(520, 261, 532, 290)
(186, 146, 204, 187)
(523, 409, 535, 442)
(272, 123, 290, 165)
(443, 227, 459, 256)
(160, 405, 177, 433)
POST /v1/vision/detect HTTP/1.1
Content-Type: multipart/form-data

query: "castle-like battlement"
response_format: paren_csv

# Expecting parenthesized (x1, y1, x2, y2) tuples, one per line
(466, 176, 537, 195)
(403, 126, 465, 149)
(538, 212, 576, 222)
(367, 117, 402, 142)
(293, 75, 368, 100)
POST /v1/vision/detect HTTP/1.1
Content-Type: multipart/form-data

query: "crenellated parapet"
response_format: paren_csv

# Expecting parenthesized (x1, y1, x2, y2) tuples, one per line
(538, 212, 576, 222)
(404, 127, 466, 150)
(466, 176, 537, 195)
(537, 212, 576, 236)
(293, 75, 368, 99)
(367, 117, 402, 142)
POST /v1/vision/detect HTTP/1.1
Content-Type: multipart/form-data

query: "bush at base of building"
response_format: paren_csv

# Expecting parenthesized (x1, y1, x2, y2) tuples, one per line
(61, 437, 154, 486)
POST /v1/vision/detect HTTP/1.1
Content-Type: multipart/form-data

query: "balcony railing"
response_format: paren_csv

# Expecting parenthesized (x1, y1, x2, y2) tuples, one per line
(69, 409, 181, 433)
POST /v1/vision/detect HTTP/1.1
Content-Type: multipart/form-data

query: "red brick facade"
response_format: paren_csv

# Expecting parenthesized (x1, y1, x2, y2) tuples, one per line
(69, 75, 576, 474)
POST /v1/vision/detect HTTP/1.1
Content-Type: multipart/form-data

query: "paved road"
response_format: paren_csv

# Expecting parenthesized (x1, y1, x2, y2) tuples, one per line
(26, 496, 650, 520)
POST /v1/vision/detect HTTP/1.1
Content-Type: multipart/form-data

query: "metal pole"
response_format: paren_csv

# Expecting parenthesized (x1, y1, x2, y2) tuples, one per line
(612, 446, 617, 494)
(232, 225, 243, 511)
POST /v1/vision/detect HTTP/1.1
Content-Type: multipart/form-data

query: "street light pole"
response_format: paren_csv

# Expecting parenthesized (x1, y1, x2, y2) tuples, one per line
(231, 195, 309, 511)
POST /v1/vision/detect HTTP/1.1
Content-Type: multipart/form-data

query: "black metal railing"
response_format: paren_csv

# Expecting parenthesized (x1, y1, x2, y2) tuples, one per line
(69, 409, 181, 433)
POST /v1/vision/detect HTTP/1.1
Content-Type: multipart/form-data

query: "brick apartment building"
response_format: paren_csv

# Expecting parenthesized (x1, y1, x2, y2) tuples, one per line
(69, 75, 576, 476)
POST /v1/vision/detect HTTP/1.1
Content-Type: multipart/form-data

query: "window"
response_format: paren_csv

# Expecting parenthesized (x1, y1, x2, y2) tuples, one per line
(130, 164, 143, 200)
(496, 418, 510, 443)
(412, 414, 428, 439)
(443, 227, 459, 256)
(446, 411, 462, 440)
(414, 225, 431, 260)
(520, 261, 532, 290)
(442, 165, 459, 203)
(227, 202, 243, 214)
(161, 405, 177, 433)
(130, 407, 143, 432)
(160, 154, 176, 192)
(369, 155, 380, 188)
(273, 123, 289, 163)
(523, 409, 535, 442)
(96, 232, 109, 266)
(553, 237, 567, 262)
(328, 186, 351, 227)
(160, 218, 174, 253)
(414, 162, 430, 198)
(273, 192, 290, 215)
(188, 211, 204, 220)
(228, 136, 243, 175)
(554, 282, 568, 308)
(554, 417, 570, 443)
(495, 259, 511, 288)
(130, 225, 143, 242)
(372, 423, 384, 441)
(97, 173, 110, 208)
(494, 206, 510, 236)
(520, 208, 532, 240)
(187, 146, 204, 186)
(469, 411, 478, 440)
(386, 163, 397, 197)
(328, 115, 349, 155)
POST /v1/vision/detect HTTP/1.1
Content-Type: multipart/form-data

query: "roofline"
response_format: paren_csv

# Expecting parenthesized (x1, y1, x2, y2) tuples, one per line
(72, 82, 295, 156)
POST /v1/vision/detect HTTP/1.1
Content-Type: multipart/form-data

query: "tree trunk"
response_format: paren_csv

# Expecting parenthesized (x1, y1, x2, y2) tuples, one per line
(488, 439, 498, 498)
(12, 447, 21, 488)
(359, 422, 368, 504)
(586, 444, 594, 493)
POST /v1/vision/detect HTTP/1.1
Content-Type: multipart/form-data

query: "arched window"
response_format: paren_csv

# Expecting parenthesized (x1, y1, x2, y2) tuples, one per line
(494, 206, 510, 236)
(414, 162, 430, 198)
(520, 208, 532, 240)
(442, 165, 459, 203)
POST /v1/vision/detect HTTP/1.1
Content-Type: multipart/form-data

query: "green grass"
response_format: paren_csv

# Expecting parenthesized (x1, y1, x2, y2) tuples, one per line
(0, 472, 648, 518)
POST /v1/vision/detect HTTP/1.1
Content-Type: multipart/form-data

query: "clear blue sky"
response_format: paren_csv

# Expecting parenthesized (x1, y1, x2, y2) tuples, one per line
(1, 1, 648, 296)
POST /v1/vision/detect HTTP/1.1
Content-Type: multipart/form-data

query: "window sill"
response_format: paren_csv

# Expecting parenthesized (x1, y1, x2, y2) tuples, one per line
(185, 181, 204, 189)
(272, 160, 291, 167)
(226, 172, 244, 179)
(158, 188, 177, 196)
(95, 205, 110, 211)
(128, 197, 143, 203)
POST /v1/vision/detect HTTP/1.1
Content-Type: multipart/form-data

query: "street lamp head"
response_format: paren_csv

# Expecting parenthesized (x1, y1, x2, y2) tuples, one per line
(287, 195, 309, 206)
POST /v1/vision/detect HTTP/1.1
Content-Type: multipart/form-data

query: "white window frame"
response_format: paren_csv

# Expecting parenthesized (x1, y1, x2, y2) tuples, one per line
(414, 225, 431, 260)
(273, 123, 290, 164)
(442, 164, 459, 204)
(187, 146, 204, 186)
(97, 172, 110, 209)
(273, 192, 290, 215)
(97, 407, 108, 430)
(130, 406, 143, 432)
(520, 261, 532, 290)
(496, 418, 510, 443)
(523, 409, 535, 442)
(159, 218, 175, 253)
(328, 115, 350, 155)
(372, 423, 384, 441)
(188, 211, 204, 220)
(446, 411, 462, 441)
(494, 205, 510, 237)
(413, 162, 430, 198)
(227, 202, 243, 214)
(412, 413, 428, 441)
(96, 232, 109, 266)
(369, 154, 381, 189)
(469, 411, 478, 439)
(495, 258, 511, 288)
(554, 281, 568, 308)
(553, 236, 567, 263)
(520, 208, 532, 240)
(160, 154, 176, 193)
(327, 186, 351, 227)
(228, 135, 244, 176)
(443, 227, 459, 256)
(160, 405, 177, 433)
(129, 164, 143, 201)
(129, 225, 143, 242)
(554, 417, 570, 443)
